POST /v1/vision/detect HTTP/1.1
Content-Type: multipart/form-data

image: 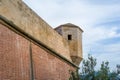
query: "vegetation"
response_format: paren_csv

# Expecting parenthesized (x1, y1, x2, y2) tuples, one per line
(69, 54, 119, 80)
(69, 70, 80, 80)
(79, 54, 119, 80)
(81, 54, 96, 80)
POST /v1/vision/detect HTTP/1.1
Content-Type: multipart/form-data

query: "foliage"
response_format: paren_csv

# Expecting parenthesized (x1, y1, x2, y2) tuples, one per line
(69, 70, 80, 80)
(96, 61, 110, 80)
(117, 64, 120, 74)
(81, 54, 96, 80)
(101, 61, 109, 79)
(79, 54, 118, 80)
(109, 71, 118, 80)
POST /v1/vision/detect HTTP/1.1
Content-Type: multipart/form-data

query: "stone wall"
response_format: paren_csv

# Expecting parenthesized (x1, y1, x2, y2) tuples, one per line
(0, 0, 71, 61)
(55, 24, 83, 65)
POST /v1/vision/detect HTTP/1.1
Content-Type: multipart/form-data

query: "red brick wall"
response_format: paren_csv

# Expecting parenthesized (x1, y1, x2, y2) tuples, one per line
(0, 24, 31, 80)
(32, 43, 75, 80)
(0, 23, 76, 80)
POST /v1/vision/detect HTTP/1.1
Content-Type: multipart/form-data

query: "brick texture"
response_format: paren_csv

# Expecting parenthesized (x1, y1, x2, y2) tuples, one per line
(32, 43, 75, 80)
(0, 23, 76, 80)
(0, 24, 31, 80)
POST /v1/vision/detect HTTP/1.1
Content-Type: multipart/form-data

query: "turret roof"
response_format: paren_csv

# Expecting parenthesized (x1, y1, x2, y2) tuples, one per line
(55, 23, 83, 32)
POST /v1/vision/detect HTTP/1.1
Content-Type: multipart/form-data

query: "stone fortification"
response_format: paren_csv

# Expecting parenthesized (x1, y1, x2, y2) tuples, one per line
(0, 0, 71, 61)
(0, 0, 83, 79)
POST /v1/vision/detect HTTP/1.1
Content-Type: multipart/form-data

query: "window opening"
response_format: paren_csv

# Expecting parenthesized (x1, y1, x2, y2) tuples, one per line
(68, 35, 72, 40)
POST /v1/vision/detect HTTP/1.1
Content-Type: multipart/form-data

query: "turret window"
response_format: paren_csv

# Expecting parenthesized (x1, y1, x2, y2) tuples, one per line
(68, 35, 72, 40)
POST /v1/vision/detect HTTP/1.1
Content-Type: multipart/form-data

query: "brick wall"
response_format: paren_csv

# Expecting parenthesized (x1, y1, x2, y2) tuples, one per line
(0, 22, 76, 80)
(0, 23, 31, 80)
(32, 43, 75, 80)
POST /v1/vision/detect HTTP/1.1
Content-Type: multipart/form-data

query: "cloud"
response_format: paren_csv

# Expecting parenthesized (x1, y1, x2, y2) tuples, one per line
(99, 37, 120, 45)
(81, 0, 120, 5)
(23, 0, 120, 27)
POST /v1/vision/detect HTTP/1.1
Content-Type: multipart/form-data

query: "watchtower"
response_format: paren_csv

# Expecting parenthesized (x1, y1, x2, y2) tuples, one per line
(55, 23, 83, 65)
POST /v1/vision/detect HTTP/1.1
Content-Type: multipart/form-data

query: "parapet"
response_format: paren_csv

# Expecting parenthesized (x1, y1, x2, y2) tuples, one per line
(0, 0, 71, 61)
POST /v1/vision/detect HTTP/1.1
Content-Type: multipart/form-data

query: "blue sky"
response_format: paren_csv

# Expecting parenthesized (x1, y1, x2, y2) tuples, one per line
(23, 0, 120, 71)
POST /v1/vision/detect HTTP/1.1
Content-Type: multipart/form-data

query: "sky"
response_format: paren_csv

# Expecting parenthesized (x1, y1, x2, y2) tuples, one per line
(23, 0, 120, 71)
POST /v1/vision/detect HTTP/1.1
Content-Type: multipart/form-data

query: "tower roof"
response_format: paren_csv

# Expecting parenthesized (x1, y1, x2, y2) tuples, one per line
(55, 23, 83, 32)
(61, 23, 78, 26)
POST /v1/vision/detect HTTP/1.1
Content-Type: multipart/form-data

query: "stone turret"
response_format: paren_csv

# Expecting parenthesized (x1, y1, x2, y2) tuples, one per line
(55, 23, 83, 65)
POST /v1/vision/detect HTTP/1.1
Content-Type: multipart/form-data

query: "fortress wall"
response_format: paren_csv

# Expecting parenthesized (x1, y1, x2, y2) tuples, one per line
(32, 43, 75, 80)
(0, 23, 31, 80)
(0, 21, 76, 80)
(0, 0, 71, 61)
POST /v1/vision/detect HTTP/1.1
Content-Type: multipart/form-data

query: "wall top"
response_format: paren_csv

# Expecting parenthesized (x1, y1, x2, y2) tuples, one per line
(0, 0, 72, 62)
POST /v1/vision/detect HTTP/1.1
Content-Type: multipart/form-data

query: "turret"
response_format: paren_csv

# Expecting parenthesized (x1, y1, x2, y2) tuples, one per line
(55, 23, 83, 65)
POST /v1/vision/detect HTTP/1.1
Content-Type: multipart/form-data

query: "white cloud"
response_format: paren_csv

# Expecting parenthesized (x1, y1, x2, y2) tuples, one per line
(23, 0, 120, 27)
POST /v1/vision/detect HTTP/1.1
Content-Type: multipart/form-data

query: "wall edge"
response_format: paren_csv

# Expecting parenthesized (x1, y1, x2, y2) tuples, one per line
(0, 15, 79, 69)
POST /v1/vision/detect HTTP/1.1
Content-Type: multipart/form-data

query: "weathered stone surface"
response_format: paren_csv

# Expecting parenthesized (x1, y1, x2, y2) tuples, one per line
(0, 0, 71, 61)
(55, 23, 83, 65)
